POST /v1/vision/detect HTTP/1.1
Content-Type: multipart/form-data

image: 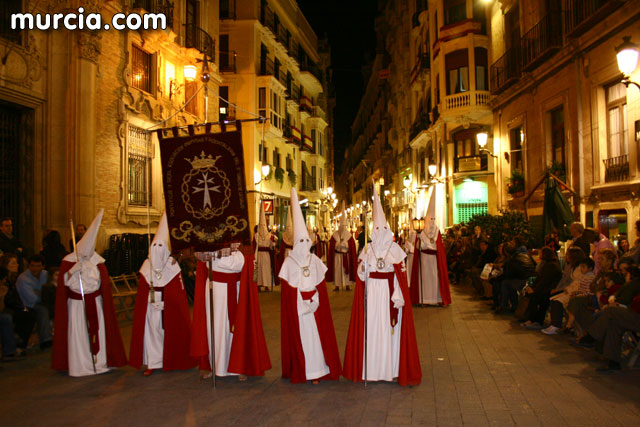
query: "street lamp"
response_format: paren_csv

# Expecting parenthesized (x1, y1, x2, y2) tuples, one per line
(616, 36, 640, 89)
(255, 164, 271, 185)
(476, 131, 497, 158)
(327, 186, 333, 195)
(428, 164, 437, 177)
(403, 175, 411, 188)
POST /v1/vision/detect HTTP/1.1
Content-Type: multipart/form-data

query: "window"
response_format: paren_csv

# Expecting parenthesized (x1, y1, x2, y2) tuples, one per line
(505, 4, 520, 51)
(606, 82, 628, 159)
(311, 166, 317, 191)
(445, 0, 466, 25)
(184, 81, 198, 115)
(435, 74, 440, 104)
(446, 49, 469, 95)
(132, 45, 152, 93)
(128, 125, 154, 206)
(475, 47, 488, 91)
(454, 129, 487, 172)
(286, 154, 292, 171)
(220, 34, 230, 71)
(258, 87, 266, 119)
(318, 131, 324, 156)
(0, 1, 21, 44)
(273, 147, 281, 168)
(271, 90, 283, 130)
(509, 126, 524, 174)
(549, 106, 565, 166)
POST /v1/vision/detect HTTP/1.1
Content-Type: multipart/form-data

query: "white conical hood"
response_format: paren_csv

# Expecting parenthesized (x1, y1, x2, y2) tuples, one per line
(76, 209, 103, 260)
(149, 212, 170, 270)
(290, 188, 312, 266)
(370, 182, 393, 253)
(258, 201, 269, 241)
(283, 205, 293, 245)
(421, 188, 439, 243)
(426, 188, 436, 222)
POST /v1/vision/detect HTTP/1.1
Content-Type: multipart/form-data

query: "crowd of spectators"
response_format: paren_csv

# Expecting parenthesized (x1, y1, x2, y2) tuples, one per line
(443, 220, 640, 373)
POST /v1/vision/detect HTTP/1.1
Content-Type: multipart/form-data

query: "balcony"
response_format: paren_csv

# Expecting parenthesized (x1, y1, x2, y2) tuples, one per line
(302, 135, 314, 153)
(455, 155, 487, 173)
(520, 13, 562, 72)
(443, 90, 490, 112)
(410, 52, 430, 85)
(259, 57, 274, 76)
(565, 0, 623, 38)
(286, 83, 300, 104)
(184, 24, 215, 61)
(219, 50, 236, 73)
(260, 3, 276, 35)
(312, 105, 326, 122)
(490, 47, 521, 94)
(299, 95, 313, 114)
(219, 0, 236, 20)
(133, 0, 174, 29)
(603, 154, 629, 183)
(300, 61, 323, 84)
(284, 125, 301, 145)
(409, 113, 430, 142)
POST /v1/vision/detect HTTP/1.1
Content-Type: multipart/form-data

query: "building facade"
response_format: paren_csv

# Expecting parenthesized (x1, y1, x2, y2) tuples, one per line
(220, 0, 334, 236)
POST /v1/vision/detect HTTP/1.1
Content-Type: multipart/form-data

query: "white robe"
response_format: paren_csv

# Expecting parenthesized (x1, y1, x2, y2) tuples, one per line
(357, 243, 406, 381)
(418, 229, 441, 304)
(280, 255, 330, 380)
(332, 231, 352, 288)
(256, 232, 273, 288)
(204, 251, 244, 376)
(65, 257, 110, 377)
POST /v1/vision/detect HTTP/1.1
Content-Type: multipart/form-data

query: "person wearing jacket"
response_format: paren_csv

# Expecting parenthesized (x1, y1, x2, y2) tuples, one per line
(520, 247, 563, 329)
(496, 244, 536, 314)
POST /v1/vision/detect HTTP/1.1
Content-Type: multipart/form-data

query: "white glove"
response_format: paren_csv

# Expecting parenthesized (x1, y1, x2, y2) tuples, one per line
(151, 301, 164, 311)
(69, 262, 82, 276)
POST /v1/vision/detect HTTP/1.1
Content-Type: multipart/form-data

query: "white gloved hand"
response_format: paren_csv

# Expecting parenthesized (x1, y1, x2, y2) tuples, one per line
(69, 262, 82, 276)
(151, 301, 164, 311)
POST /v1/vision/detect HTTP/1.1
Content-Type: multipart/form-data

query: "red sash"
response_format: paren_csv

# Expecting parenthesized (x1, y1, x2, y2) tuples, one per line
(368, 271, 399, 328)
(67, 289, 101, 355)
(211, 271, 241, 333)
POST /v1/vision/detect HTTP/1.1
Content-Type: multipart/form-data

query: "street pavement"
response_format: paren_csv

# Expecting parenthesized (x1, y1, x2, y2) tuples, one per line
(1, 284, 640, 426)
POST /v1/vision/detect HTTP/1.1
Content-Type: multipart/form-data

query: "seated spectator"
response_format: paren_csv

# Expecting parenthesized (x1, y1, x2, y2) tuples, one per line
(513, 235, 529, 254)
(40, 230, 68, 269)
(617, 256, 635, 275)
(0, 266, 21, 361)
(569, 222, 591, 259)
(0, 253, 34, 354)
(520, 247, 563, 329)
(470, 240, 496, 296)
(496, 243, 536, 314)
(585, 230, 615, 274)
(544, 229, 561, 252)
(567, 249, 617, 338)
(597, 271, 625, 309)
(542, 248, 587, 335)
(617, 238, 630, 259)
(0, 218, 25, 266)
(490, 243, 507, 309)
(16, 255, 52, 349)
(565, 258, 596, 333)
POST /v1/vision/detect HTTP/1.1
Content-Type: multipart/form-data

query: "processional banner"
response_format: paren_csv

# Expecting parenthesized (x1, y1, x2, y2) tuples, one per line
(158, 123, 250, 251)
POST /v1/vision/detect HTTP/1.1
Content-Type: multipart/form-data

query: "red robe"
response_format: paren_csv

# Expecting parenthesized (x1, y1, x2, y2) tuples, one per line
(129, 273, 197, 370)
(52, 261, 127, 371)
(410, 232, 452, 306)
(343, 263, 422, 386)
(326, 236, 357, 283)
(316, 235, 326, 260)
(280, 278, 342, 383)
(189, 255, 271, 376)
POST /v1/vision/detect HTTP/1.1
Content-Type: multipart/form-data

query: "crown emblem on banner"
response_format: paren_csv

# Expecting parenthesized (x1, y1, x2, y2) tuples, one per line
(188, 151, 222, 169)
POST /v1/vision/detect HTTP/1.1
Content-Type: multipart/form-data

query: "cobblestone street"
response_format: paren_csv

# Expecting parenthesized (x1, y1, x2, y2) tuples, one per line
(2, 284, 640, 426)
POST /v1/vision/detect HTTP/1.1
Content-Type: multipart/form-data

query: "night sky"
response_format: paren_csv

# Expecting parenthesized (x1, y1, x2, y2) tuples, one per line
(297, 0, 378, 175)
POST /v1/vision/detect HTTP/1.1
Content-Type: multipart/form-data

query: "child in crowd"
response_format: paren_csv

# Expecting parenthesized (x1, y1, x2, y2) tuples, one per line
(565, 258, 595, 330)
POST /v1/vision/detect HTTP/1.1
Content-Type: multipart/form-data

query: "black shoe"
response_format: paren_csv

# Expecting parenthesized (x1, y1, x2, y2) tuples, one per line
(40, 340, 53, 350)
(596, 361, 621, 373)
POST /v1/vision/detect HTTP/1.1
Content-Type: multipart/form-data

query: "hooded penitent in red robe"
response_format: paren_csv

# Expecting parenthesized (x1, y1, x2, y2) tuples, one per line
(52, 261, 127, 371)
(326, 236, 357, 283)
(343, 262, 422, 386)
(189, 254, 271, 376)
(280, 278, 342, 383)
(129, 274, 197, 371)
(410, 232, 451, 306)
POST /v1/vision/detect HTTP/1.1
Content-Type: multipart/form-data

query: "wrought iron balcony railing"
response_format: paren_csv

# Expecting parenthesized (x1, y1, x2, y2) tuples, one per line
(603, 154, 629, 183)
(219, 50, 236, 73)
(520, 12, 562, 72)
(490, 47, 521, 94)
(184, 24, 215, 61)
(565, 0, 623, 37)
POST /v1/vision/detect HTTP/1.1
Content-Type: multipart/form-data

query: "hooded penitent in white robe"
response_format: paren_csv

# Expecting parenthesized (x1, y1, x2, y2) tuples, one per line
(256, 203, 274, 288)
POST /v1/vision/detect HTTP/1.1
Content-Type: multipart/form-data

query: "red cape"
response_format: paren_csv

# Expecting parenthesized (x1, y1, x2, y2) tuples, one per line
(326, 236, 357, 283)
(189, 255, 271, 376)
(343, 263, 422, 386)
(52, 261, 127, 371)
(129, 273, 197, 370)
(410, 232, 452, 306)
(280, 278, 342, 383)
(316, 235, 325, 260)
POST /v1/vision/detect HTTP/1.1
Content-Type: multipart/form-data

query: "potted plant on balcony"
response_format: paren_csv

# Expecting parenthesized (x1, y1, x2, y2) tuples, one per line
(275, 167, 285, 188)
(507, 169, 525, 197)
(287, 169, 297, 186)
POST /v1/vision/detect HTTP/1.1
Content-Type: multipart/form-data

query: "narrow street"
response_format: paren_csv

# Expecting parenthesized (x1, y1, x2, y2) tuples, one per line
(2, 284, 640, 426)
